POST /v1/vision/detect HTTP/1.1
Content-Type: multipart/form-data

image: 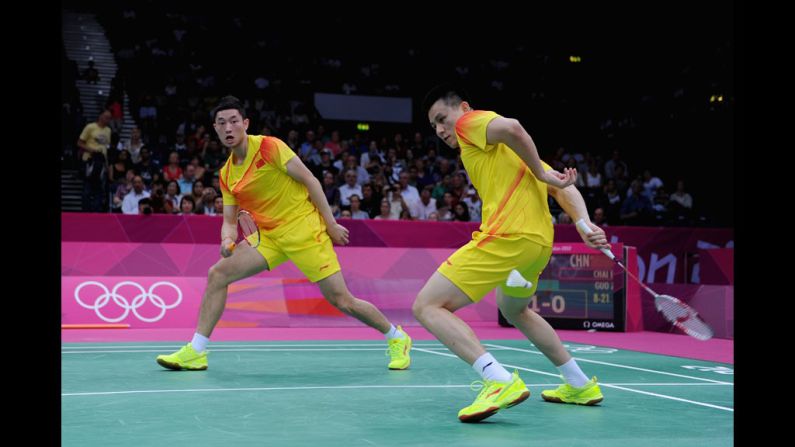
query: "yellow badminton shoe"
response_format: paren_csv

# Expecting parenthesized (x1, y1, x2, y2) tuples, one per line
(386, 326, 412, 370)
(541, 376, 603, 405)
(458, 371, 530, 422)
(156, 343, 208, 371)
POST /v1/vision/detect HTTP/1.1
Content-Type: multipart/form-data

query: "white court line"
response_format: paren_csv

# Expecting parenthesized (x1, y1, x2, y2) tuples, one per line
(62, 382, 729, 397)
(61, 343, 451, 350)
(62, 348, 455, 354)
(603, 384, 734, 412)
(414, 347, 559, 377)
(413, 348, 734, 413)
(607, 383, 731, 386)
(485, 343, 733, 385)
(63, 384, 472, 397)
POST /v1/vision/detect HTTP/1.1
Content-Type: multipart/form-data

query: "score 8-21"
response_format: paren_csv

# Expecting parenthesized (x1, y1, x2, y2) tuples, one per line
(593, 281, 612, 304)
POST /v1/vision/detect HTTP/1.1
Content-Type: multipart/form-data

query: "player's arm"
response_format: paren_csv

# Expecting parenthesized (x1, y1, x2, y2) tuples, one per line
(486, 117, 576, 189)
(547, 182, 609, 249)
(220, 204, 239, 258)
(285, 156, 350, 245)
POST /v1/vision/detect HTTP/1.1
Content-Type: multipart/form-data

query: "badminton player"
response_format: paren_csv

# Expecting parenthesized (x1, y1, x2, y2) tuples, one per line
(157, 96, 412, 371)
(413, 84, 608, 422)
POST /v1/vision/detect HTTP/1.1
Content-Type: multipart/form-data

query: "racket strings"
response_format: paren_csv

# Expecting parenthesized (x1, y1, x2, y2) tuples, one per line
(678, 318, 714, 341)
(656, 296, 691, 320)
(656, 295, 713, 340)
(239, 217, 258, 236)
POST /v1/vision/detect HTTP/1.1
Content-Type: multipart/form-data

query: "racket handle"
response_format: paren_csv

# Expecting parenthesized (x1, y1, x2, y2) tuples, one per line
(575, 218, 615, 260)
(227, 242, 236, 253)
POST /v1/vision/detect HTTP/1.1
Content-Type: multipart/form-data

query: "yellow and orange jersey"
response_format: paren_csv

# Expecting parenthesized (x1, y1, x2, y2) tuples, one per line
(219, 135, 316, 238)
(455, 110, 553, 247)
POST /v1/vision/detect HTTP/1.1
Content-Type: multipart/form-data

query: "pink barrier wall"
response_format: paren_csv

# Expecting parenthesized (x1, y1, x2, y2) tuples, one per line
(63, 245, 483, 328)
(62, 242, 629, 329)
(62, 213, 728, 335)
(697, 248, 734, 285)
(62, 213, 733, 284)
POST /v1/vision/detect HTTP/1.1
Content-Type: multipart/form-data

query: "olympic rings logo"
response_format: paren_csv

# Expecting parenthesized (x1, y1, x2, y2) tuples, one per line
(74, 281, 183, 323)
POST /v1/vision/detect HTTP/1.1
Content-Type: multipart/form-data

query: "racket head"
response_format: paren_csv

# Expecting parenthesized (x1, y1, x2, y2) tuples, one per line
(237, 209, 261, 248)
(655, 294, 714, 341)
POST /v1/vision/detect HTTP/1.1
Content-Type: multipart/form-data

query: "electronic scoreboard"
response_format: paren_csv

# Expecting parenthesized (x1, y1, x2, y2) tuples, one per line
(499, 243, 627, 331)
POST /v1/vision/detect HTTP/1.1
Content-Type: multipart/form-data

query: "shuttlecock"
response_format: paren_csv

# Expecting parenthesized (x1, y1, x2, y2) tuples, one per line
(506, 269, 532, 288)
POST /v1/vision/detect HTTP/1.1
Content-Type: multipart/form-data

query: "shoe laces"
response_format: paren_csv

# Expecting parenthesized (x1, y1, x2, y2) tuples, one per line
(470, 380, 497, 399)
(386, 339, 403, 357)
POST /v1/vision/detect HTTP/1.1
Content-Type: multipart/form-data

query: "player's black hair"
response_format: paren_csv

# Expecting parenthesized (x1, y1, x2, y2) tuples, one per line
(211, 95, 247, 121)
(422, 83, 471, 115)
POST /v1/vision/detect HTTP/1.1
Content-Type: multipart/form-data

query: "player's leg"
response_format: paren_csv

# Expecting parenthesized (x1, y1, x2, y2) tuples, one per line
(316, 271, 413, 369)
(412, 239, 530, 422)
(289, 222, 392, 334)
(498, 291, 602, 405)
(496, 244, 573, 365)
(497, 245, 603, 405)
(316, 271, 390, 333)
(497, 290, 571, 365)
(195, 242, 271, 336)
(156, 239, 277, 371)
(411, 271, 484, 364)
(286, 215, 413, 369)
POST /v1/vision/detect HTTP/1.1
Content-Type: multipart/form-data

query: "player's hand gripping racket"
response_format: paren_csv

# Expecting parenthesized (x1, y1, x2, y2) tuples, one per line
(226, 209, 261, 253)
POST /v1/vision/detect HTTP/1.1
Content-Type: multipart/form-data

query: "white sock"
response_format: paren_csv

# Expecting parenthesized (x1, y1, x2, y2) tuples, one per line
(472, 352, 512, 382)
(384, 324, 404, 340)
(191, 333, 209, 352)
(558, 358, 589, 387)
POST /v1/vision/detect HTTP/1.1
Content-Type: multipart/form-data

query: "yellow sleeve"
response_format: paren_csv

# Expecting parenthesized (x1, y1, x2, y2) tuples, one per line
(221, 187, 237, 206)
(454, 110, 501, 151)
(273, 138, 296, 172)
